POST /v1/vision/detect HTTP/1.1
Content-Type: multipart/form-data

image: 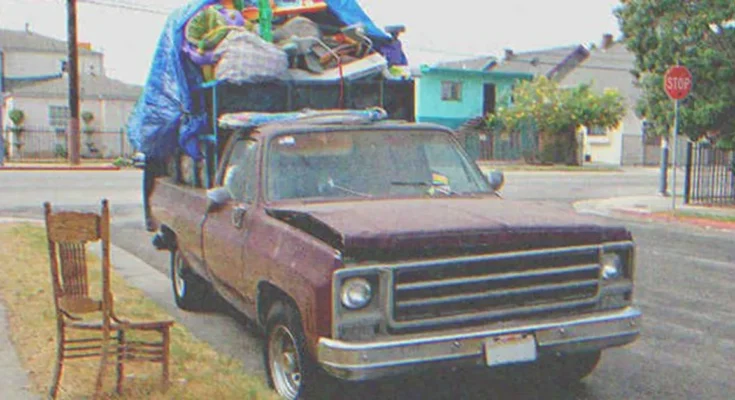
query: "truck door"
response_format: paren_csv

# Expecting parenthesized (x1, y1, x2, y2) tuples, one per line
(203, 139, 259, 307)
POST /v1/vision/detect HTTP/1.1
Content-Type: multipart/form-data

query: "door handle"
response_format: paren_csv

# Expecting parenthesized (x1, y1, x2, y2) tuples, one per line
(232, 206, 247, 229)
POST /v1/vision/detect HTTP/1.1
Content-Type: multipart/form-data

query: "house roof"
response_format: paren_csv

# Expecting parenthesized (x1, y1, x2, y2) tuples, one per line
(490, 45, 588, 78)
(5, 74, 141, 101)
(418, 65, 533, 80)
(559, 42, 640, 106)
(0, 28, 100, 54)
(434, 56, 497, 71)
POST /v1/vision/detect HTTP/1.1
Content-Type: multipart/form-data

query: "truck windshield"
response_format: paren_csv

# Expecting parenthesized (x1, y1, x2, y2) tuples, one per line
(266, 130, 491, 201)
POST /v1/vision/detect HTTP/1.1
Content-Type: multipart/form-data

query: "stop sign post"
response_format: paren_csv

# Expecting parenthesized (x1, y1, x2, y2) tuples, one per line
(662, 65, 692, 209)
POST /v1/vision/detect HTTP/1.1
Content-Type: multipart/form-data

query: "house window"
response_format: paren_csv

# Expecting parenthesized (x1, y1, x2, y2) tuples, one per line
(441, 81, 462, 101)
(49, 106, 70, 129)
(588, 126, 607, 136)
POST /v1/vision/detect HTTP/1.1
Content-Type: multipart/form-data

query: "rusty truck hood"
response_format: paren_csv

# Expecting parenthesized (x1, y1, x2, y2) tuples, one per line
(266, 198, 631, 262)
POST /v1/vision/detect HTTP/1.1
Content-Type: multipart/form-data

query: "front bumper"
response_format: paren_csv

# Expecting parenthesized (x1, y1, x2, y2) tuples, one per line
(318, 307, 641, 381)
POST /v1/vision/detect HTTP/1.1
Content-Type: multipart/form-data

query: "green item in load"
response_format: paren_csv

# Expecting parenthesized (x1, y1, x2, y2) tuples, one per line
(185, 6, 230, 51)
(258, 0, 273, 42)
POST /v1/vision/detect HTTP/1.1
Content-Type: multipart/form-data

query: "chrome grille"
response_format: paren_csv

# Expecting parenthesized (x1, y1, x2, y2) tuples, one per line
(390, 245, 602, 330)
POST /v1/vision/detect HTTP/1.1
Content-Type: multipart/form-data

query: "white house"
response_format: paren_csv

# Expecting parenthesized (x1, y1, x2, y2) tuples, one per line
(1, 27, 141, 159)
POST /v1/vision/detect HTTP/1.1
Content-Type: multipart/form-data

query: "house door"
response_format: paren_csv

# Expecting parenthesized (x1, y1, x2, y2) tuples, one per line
(483, 84, 496, 115)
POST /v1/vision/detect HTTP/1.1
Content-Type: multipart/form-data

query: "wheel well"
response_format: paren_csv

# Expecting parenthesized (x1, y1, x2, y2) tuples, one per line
(153, 225, 177, 251)
(257, 282, 298, 328)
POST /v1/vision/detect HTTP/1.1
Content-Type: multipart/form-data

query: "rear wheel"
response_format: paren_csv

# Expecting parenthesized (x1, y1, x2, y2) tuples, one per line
(171, 249, 211, 311)
(264, 301, 322, 399)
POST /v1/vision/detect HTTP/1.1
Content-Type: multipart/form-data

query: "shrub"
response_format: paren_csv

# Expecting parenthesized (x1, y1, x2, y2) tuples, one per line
(54, 144, 68, 159)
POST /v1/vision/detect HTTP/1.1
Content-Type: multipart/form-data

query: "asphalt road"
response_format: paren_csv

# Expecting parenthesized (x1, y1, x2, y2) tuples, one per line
(1, 169, 733, 399)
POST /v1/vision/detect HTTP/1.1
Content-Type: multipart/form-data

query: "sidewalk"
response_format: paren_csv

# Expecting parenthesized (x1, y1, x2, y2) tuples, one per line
(574, 195, 735, 231)
(0, 301, 40, 399)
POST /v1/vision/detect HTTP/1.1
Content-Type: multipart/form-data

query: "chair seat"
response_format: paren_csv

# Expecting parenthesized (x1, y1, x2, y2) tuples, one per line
(69, 319, 174, 331)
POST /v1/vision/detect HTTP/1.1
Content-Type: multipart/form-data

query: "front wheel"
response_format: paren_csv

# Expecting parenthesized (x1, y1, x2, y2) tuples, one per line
(171, 249, 211, 311)
(264, 301, 323, 399)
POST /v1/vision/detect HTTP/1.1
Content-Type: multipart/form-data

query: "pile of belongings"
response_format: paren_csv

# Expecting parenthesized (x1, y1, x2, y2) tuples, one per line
(127, 0, 409, 162)
(182, 0, 409, 84)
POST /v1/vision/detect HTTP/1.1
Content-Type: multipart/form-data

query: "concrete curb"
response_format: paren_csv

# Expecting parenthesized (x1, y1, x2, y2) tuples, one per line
(615, 209, 735, 232)
(0, 165, 121, 171)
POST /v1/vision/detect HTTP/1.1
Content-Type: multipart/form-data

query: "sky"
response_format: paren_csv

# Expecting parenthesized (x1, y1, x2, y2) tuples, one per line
(0, 0, 623, 86)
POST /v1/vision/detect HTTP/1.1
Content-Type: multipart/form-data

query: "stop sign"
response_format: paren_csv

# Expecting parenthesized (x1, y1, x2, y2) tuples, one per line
(664, 66, 693, 100)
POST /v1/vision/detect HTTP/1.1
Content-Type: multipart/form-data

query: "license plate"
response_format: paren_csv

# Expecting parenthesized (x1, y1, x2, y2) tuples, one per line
(484, 333, 537, 367)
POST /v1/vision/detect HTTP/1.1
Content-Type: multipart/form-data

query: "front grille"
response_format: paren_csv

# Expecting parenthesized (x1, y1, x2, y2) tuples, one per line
(390, 245, 601, 330)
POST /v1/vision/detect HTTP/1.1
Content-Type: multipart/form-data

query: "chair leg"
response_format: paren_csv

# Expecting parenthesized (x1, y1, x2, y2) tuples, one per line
(116, 330, 126, 394)
(161, 327, 170, 388)
(93, 340, 111, 400)
(48, 332, 64, 400)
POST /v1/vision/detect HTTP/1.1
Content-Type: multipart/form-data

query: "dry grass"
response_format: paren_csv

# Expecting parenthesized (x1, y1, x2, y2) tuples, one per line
(655, 210, 735, 224)
(0, 223, 278, 400)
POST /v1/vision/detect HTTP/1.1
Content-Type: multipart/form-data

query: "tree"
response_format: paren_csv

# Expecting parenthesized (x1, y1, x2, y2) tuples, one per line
(616, 0, 735, 149)
(487, 77, 626, 165)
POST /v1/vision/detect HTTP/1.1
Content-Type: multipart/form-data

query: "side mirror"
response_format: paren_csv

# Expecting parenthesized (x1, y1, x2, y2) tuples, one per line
(131, 152, 146, 169)
(206, 187, 231, 213)
(486, 170, 505, 192)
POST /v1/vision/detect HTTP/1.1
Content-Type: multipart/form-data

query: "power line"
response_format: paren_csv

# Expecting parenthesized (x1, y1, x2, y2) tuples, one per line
(77, 0, 171, 15)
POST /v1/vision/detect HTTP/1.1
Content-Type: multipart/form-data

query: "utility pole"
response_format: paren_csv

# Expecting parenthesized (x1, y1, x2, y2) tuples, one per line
(67, 0, 81, 165)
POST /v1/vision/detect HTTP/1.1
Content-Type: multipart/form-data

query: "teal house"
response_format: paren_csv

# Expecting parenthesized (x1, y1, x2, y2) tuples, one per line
(414, 61, 532, 129)
(413, 60, 533, 160)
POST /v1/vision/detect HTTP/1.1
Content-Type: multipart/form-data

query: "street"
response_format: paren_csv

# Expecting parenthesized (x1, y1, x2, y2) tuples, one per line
(0, 169, 733, 399)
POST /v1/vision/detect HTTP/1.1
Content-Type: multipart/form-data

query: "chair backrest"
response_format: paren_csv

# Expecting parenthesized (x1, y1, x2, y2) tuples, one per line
(44, 200, 112, 318)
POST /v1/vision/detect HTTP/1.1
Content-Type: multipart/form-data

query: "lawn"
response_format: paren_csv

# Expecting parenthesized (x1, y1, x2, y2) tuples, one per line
(0, 223, 277, 400)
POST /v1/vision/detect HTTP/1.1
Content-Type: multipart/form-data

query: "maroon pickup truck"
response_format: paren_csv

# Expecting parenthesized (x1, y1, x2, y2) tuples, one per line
(148, 118, 641, 399)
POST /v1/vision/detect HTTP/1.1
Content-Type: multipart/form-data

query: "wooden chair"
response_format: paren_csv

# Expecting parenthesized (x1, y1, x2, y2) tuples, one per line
(44, 200, 174, 399)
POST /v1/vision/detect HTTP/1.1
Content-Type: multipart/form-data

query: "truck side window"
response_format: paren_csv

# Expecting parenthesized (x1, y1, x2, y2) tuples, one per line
(223, 139, 259, 203)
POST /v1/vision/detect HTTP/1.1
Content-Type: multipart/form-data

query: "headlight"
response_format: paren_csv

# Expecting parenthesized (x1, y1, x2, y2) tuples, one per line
(340, 278, 373, 310)
(601, 253, 623, 280)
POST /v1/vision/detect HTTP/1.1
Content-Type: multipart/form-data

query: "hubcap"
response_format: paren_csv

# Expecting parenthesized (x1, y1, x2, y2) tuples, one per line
(174, 253, 186, 298)
(269, 325, 301, 399)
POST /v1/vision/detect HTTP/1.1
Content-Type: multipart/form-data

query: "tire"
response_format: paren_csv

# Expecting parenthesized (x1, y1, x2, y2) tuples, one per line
(264, 301, 324, 400)
(540, 351, 601, 385)
(171, 249, 211, 311)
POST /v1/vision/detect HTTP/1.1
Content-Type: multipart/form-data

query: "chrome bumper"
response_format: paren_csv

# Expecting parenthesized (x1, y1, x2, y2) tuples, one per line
(318, 307, 641, 381)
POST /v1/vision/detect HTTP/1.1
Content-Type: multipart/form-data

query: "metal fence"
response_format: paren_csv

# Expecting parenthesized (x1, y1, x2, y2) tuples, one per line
(685, 142, 735, 206)
(2, 128, 132, 161)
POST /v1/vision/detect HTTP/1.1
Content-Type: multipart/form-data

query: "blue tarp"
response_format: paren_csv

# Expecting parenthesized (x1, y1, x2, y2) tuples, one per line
(127, 0, 218, 161)
(324, 0, 390, 40)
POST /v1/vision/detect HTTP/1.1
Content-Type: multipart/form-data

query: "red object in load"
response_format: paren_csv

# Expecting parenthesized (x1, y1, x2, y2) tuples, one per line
(242, 0, 327, 21)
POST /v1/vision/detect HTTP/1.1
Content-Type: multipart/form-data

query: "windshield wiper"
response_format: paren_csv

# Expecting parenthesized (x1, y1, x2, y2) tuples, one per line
(327, 178, 372, 198)
(390, 181, 459, 196)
